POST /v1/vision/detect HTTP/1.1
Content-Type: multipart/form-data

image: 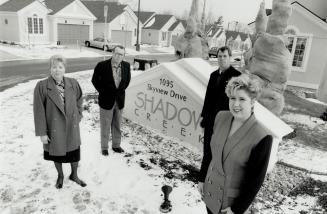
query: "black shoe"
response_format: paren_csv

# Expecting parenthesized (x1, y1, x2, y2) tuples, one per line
(69, 175, 87, 187)
(55, 175, 64, 189)
(102, 149, 109, 156)
(112, 147, 124, 153)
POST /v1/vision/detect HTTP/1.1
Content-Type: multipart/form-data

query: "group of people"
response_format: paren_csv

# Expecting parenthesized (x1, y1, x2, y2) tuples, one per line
(33, 45, 273, 214)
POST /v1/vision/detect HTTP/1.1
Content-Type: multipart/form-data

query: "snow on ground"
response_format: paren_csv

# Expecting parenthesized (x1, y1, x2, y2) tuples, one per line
(0, 44, 102, 61)
(1, 70, 326, 213)
(0, 70, 206, 214)
(0, 44, 174, 62)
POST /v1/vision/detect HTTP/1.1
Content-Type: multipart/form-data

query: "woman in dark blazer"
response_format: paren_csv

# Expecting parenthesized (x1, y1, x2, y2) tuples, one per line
(33, 55, 86, 189)
(198, 74, 273, 214)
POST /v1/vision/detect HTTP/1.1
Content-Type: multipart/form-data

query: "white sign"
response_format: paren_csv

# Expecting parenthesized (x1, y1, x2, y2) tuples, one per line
(124, 58, 214, 149)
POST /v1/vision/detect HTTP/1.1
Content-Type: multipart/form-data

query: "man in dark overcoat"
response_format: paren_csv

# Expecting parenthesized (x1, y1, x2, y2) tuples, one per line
(92, 45, 131, 155)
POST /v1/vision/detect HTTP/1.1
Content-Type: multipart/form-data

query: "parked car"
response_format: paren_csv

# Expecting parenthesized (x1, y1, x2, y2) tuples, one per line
(85, 37, 121, 52)
(208, 47, 219, 58)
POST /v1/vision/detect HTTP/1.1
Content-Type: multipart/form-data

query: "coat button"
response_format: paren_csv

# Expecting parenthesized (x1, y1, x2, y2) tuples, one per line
(53, 129, 56, 132)
(209, 180, 212, 184)
(211, 166, 213, 170)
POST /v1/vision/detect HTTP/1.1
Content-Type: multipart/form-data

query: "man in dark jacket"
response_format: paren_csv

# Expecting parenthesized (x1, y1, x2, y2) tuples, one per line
(92, 45, 131, 155)
(199, 46, 241, 181)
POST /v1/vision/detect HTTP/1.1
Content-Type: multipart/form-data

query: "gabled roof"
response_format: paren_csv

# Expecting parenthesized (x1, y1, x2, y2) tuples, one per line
(82, 1, 126, 23)
(207, 26, 223, 37)
(0, 0, 36, 12)
(179, 19, 187, 28)
(225, 30, 249, 41)
(248, 1, 326, 25)
(291, 1, 326, 22)
(144, 14, 174, 30)
(43, 0, 75, 15)
(134, 11, 155, 25)
(168, 20, 185, 31)
(215, 30, 224, 38)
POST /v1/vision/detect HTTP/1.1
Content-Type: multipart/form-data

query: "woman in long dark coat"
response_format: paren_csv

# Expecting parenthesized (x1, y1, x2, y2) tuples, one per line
(198, 74, 273, 214)
(33, 55, 86, 189)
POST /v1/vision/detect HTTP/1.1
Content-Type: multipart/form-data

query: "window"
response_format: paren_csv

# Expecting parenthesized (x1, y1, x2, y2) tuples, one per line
(39, 18, 43, 34)
(28, 18, 33, 33)
(134, 28, 137, 37)
(162, 32, 166, 41)
(287, 36, 309, 70)
(4, 19, 8, 24)
(33, 17, 38, 33)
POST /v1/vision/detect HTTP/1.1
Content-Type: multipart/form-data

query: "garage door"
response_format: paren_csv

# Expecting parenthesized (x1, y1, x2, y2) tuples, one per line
(57, 24, 89, 45)
(111, 30, 132, 48)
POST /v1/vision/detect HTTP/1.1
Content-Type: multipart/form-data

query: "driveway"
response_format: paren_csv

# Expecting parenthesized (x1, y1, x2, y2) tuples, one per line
(0, 49, 25, 61)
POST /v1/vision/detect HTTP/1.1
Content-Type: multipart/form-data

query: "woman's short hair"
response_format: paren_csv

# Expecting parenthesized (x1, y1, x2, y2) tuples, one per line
(225, 74, 261, 100)
(49, 54, 66, 68)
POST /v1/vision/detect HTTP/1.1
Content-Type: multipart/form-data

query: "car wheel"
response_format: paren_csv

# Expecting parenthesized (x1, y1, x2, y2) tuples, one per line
(85, 41, 90, 47)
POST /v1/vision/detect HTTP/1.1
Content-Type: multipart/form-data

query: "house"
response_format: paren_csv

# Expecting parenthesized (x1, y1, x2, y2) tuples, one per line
(205, 25, 225, 48)
(225, 30, 251, 51)
(168, 19, 186, 47)
(133, 11, 155, 26)
(248, 1, 327, 89)
(83, 1, 139, 48)
(0, 0, 96, 45)
(141, 14, 177, 46)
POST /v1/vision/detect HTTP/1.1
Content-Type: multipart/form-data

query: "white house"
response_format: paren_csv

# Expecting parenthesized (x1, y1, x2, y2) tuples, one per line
(224, 30, 251, 51)
(134, 11, 155, 26)
(168, 19, 186, 47)
(141, 14, 177, 46)
(205, 25, 226, 48)
(249, 1, 327, 89)
(83, 1, 140, 48)
(0, 0, 96, 45)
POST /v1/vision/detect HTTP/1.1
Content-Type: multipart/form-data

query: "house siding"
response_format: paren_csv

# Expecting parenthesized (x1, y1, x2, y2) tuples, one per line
(0, 13, 19, 42)
(108, 10, 137, 46)
(287, 7, 327, 88)
(17, 2, 49, 44)
(141, 29, 159, 45)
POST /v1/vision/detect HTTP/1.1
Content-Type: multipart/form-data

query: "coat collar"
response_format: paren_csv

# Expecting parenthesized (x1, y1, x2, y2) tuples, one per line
(46, 76, 73, 116)
(222, 113, 257, 162)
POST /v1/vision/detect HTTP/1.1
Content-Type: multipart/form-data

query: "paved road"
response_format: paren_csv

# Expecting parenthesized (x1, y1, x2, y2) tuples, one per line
(0, 54, 176, 92)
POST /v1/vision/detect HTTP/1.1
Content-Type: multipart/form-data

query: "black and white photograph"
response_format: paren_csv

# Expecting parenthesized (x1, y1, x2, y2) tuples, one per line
(0, 0, 326, 213)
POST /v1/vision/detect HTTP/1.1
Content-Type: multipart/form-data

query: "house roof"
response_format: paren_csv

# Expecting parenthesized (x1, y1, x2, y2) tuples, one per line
(0, 0, 36, 12)
(248, 1, 326, 25)
(144, 14, 174, 30)
(179, 19, 187, 28)
(207, 26, 223, 37)
(82, 1, 126, 23)
(43, 0, 75, 15)
(133, 11, 155, 25)
(168, 20, 185, 31)
(291, 1, 326, 22)
(225, 30, 249, 41)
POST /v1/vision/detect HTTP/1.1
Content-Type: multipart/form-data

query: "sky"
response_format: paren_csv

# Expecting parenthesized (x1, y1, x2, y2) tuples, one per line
(0, 0, 272, 24)
(129, 0, 273, 25)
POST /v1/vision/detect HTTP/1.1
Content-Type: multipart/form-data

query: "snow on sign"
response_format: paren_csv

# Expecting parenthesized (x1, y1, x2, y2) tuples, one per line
(124, 58, 215, 149)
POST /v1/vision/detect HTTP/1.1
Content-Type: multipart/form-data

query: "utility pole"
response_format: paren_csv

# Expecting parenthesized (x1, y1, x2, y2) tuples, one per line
(135, 0, 140, 51)
(104, 0, 109, 60)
